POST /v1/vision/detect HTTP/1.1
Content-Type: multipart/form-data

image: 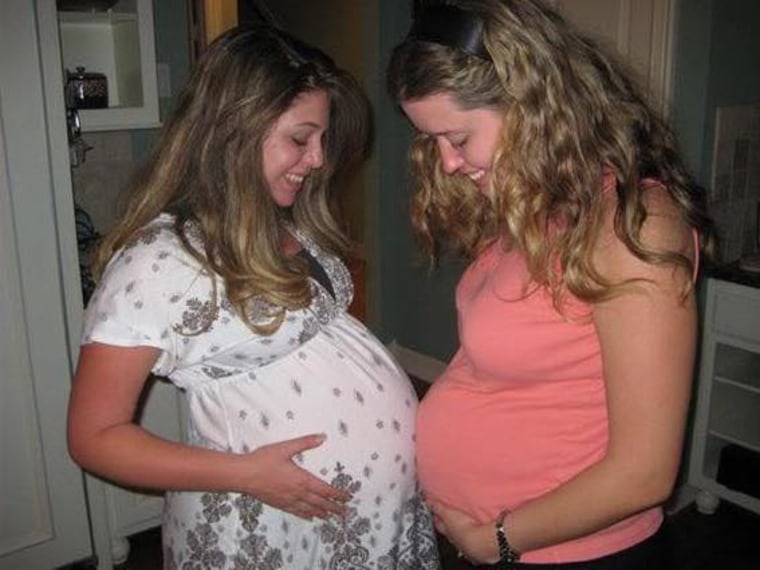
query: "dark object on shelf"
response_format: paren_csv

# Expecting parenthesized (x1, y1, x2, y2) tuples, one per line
(65, 66, 108, 109)
(717, 444, 760, 500)
(57, 0, 119, 12)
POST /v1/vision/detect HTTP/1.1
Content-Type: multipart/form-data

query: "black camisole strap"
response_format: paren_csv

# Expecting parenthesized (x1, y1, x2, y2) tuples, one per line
(297, 248, 335, 299)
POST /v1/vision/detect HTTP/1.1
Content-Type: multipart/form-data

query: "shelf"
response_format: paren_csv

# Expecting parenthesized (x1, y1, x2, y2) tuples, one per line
(713, 343, 760, 390)
(56, 0, 159, 131)
(707, 430, 760, 456)
(714, 376, 760, 396)
(709, 367, 760, 450)
(711, 280, 760, 341)
(58, 11, 137, 24)
(697, 434, 760, 513)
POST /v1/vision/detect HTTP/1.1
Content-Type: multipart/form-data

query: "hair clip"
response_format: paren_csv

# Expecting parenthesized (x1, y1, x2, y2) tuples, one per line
(408, 4, 490, 61)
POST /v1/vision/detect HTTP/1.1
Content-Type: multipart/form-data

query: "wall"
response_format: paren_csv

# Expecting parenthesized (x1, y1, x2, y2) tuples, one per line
(673, 0, 760, 262)
(701, 0, 760, 183)
(373, 0, 463, 360)
(671, 0, 713, 181)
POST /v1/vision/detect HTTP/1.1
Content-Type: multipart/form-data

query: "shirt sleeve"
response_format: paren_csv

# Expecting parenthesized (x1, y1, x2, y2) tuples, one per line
(82, 235, 206, 377)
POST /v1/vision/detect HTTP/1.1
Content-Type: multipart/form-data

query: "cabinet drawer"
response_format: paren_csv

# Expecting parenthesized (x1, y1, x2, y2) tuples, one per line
(711, 283, 760, 341)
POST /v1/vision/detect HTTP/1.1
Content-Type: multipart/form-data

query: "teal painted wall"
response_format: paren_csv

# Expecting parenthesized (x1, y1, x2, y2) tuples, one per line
(673, 0, 760, 186)
(131, 0, 190, 163)
(672, 0, 713, 183)
(700, 0, 760, 185)
(374, 1, 462, 361)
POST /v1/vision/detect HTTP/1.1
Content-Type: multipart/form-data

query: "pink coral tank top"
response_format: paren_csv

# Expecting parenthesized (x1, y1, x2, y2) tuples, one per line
(416, 177, 700, 563)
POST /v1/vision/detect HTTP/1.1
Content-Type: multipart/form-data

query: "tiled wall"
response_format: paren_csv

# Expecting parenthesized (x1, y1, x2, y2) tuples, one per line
(70, 131, 136, 234)
(710, 103, 760, 263)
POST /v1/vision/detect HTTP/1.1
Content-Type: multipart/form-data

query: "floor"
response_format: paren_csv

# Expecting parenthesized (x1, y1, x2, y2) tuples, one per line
(72, 500, 759, 569)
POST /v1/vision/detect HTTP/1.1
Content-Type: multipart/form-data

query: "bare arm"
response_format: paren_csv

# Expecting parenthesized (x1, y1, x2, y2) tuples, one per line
(432, 191, 697, 561)
(67, 342, 349, 519)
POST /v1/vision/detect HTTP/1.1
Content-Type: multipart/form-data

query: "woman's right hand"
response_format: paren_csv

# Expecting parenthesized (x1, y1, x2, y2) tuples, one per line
(244, 433, 351, 520)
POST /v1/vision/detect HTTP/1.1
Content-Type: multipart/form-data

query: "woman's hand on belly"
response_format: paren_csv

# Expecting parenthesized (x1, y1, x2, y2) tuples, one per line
(428, 499, 501, 565)
(239, 433, 351, 520)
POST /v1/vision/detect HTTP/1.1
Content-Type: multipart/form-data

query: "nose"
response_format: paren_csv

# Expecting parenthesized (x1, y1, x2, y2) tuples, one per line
(437, 138, 464, 174)
(305, 144, 324, 169)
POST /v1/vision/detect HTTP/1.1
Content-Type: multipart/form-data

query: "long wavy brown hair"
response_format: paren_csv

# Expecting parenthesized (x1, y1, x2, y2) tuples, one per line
(94, 25, 370, 333)
(389, 0, 714, 306)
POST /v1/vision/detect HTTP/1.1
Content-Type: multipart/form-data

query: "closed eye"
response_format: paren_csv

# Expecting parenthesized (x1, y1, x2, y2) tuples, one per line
(449, 136, 467, 148)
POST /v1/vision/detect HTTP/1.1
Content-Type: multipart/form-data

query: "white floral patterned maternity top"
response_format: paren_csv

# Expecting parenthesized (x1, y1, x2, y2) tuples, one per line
(82, 214, 440, 570)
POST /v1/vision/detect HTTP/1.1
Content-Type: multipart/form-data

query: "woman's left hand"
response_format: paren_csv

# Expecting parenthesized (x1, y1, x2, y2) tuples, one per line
(427, 500, 500, 564)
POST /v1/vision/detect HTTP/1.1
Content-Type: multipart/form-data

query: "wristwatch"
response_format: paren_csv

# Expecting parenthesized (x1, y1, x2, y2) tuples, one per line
(495, 510, 521, 566)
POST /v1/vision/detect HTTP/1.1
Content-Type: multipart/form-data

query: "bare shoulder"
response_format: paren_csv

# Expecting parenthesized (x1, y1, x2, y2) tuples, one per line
(594, 181, 695, 286)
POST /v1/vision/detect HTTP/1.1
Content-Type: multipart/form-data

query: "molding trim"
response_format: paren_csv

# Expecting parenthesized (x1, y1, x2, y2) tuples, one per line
(389, 341, 447, 384)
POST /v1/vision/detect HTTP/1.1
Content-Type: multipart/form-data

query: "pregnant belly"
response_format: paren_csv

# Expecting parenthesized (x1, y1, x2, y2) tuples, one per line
(189, 321, 420, 497)
(272, 330, 419, 497)
(416, 378, 604, 521)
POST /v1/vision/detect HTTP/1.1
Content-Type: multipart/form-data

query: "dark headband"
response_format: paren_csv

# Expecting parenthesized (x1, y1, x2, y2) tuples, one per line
(408, 4, 490, 61)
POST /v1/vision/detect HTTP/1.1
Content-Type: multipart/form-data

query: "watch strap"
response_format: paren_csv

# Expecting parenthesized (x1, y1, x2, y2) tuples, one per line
(495, 509, 521, 565)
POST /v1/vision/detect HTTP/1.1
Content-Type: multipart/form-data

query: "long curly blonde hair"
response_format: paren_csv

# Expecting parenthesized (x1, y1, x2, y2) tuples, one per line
(389, 0, 713, 305)
(94, 26, 370, 333)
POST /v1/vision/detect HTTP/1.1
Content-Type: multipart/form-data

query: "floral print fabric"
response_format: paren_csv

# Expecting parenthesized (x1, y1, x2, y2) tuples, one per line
(82, 215, 440, 569)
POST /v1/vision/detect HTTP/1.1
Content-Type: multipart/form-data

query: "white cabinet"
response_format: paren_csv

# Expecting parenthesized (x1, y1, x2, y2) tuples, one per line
(688, 278, 760, 516)
(56, 0, 160, 131)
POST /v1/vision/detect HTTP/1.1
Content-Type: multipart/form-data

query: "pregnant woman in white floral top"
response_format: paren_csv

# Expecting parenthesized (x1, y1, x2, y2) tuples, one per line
(67, 26, 439, 570)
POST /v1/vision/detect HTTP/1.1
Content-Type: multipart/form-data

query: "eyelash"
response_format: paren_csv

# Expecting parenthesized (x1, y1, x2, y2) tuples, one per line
(434, 134, 466, 149)
(291, 137, 308, 147)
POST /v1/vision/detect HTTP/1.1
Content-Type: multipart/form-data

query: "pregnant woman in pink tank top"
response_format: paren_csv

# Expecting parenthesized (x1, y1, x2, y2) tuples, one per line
(387, 1, 714, 567)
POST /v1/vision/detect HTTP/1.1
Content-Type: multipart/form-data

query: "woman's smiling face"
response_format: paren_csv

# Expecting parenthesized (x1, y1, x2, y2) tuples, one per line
(401, 92, 503, 195)
(262, 89, 329, 207)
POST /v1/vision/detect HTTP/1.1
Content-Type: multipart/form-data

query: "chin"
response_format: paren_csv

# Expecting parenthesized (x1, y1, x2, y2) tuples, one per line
(271, 190, 299, 208)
